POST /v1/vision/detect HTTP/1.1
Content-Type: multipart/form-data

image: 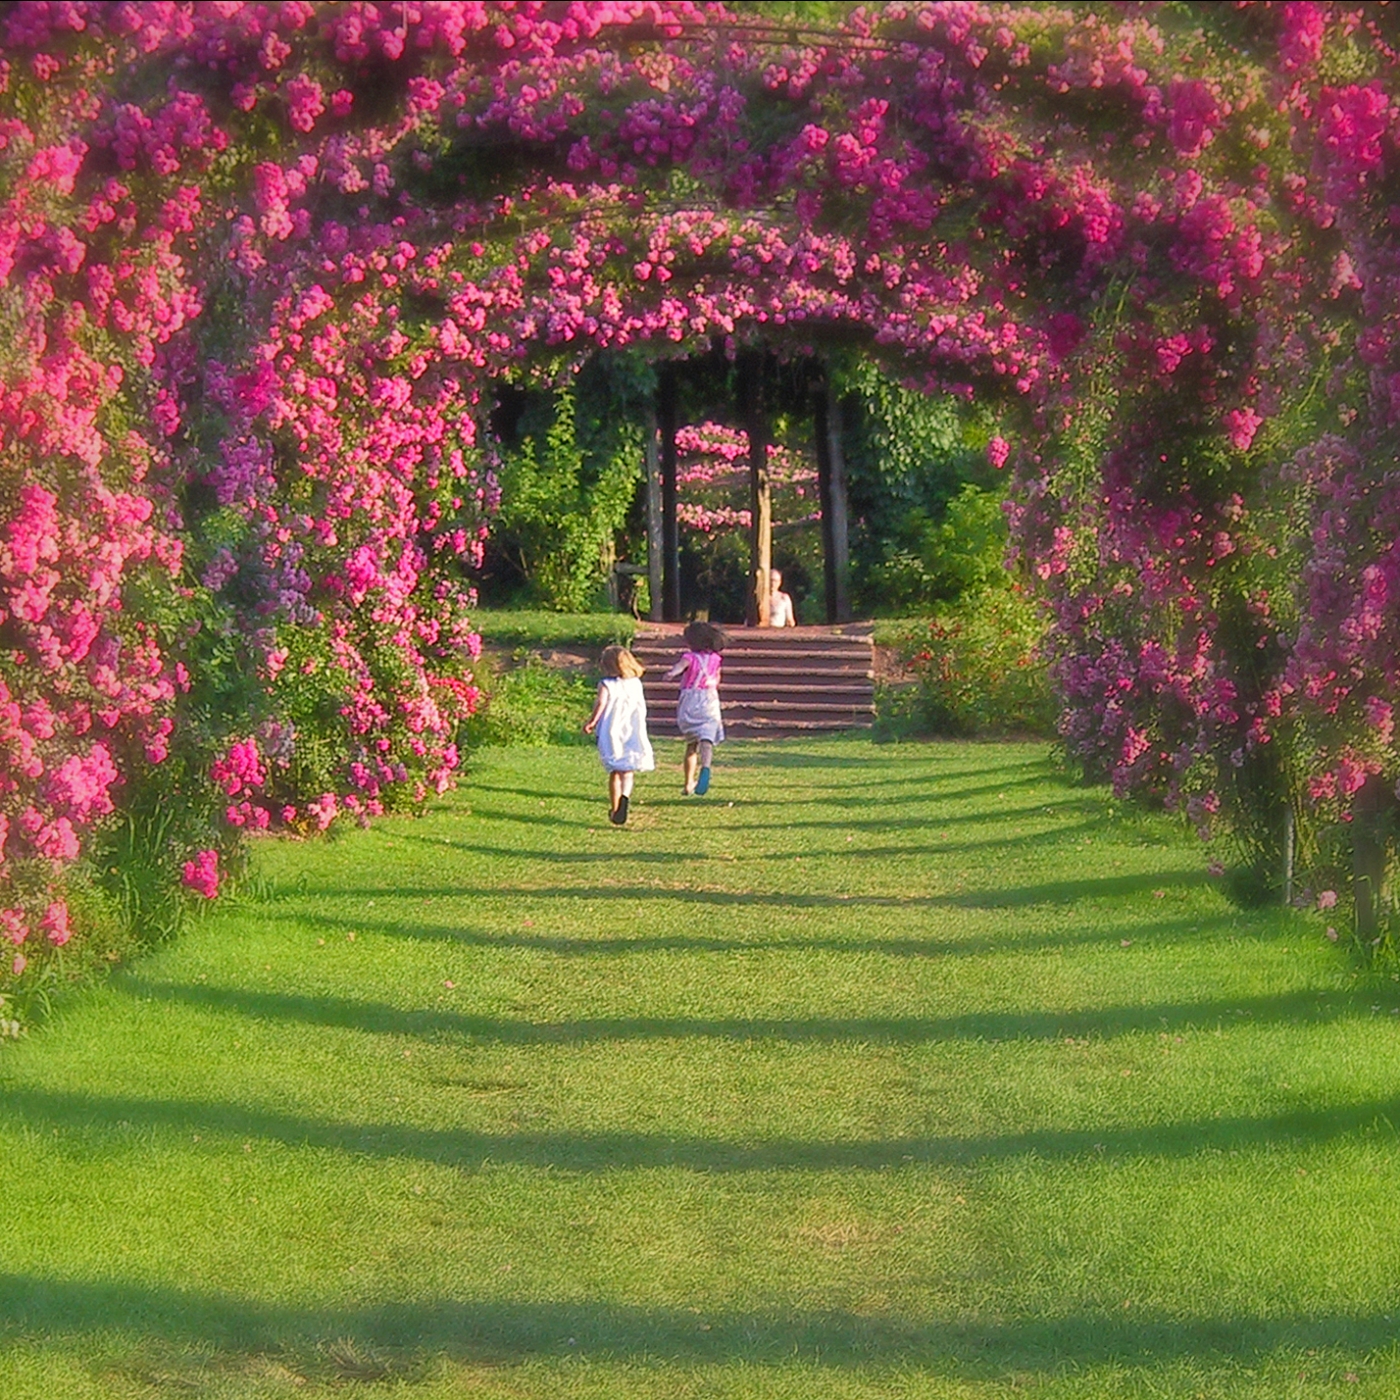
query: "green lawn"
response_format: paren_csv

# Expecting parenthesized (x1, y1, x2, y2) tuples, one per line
(2, 738, 1398, 1398)
(468, 607, 636, 651)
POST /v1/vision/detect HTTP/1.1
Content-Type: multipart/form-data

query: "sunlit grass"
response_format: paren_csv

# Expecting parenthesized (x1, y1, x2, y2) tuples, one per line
(471, 606, 636, 651)
(1, 737, 1397, 1398)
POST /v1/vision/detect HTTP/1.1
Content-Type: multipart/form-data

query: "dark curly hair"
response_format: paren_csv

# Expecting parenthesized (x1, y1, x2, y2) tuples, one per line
(683, 620, 727, 653)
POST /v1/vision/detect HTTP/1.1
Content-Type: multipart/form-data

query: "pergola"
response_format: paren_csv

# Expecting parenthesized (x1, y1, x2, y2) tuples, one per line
(637, 350, 852, 627)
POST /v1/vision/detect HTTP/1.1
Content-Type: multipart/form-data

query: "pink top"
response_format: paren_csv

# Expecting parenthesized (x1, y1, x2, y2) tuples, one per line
(670, 649, 722, 690)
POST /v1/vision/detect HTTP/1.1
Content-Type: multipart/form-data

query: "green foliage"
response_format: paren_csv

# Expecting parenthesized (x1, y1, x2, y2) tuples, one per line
(97, 803, 203, 947)
(834, 360, 997, 615)
(3, 856, 151, 1028)
(459, 655, 596, 750)
(865, 481, 1013, 614)
(883, 587, 1056, 738)
(681, 521, 751, 624)
(492, 385, 595, 609)
(489, 357, 649, 611)
(88, 721, 247, 956)
(485, 351, 1006, 622)
(471, 609, 635, 651)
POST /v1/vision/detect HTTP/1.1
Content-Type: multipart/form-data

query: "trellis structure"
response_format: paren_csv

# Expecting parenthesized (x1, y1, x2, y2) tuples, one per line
(640, 352, 851, 626)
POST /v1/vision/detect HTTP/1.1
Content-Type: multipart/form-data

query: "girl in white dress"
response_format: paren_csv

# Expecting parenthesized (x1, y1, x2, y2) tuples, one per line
(583, 645, 655, 825)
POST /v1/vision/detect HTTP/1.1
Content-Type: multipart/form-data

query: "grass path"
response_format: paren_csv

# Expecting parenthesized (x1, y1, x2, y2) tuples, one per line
(2, 738, 1399, 1398)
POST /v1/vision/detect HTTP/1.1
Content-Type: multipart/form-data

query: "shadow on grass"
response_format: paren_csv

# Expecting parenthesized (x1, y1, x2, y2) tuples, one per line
(719, 747, 1049, 776)
(133, 978, 1378, 1048)
(717, 794, 1115, 835)
(815, 769, 1060, 800)
(457, 782, 599, 804)
(808, 817, 1123, 861)
(395, 832, 696, 866)
(454, 804, 585, 830)
(704, 769, 1061, 803)
(391, 814, 1119, 867)
(716, 747, 942, 770)
(3, 1079, 1396, 1174)
(272, 868, 1210, 911)
(255, 907, 1228, 960)
(0, 1271, 1393, 1374)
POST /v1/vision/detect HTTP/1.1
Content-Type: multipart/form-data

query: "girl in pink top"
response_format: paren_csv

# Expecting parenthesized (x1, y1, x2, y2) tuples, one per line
(666, 621, 726, 795)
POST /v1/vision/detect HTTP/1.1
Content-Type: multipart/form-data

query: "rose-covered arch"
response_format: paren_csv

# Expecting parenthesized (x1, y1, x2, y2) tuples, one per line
(3, 0, 1400, 979)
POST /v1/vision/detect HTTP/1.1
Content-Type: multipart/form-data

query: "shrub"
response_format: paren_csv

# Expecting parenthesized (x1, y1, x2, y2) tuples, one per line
(460, 655, 596, 751)
(489, 376, 644, 611)
(886, 589, 1056, 738)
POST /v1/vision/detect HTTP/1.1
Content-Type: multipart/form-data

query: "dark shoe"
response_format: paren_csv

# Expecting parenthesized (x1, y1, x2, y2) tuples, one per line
(610, 795, 629, 825)
(695, 766, 711, 795)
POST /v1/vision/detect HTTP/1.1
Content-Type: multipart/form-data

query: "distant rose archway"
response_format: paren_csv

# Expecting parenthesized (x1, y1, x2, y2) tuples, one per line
(3, 0, 1400, 971)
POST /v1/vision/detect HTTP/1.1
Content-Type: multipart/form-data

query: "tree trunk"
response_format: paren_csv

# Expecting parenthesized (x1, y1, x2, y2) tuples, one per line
(813, 375, 852, 624)
(658, 364, 680, 622)
(643, 397, 663, 621)
(741, 352, 772, 627)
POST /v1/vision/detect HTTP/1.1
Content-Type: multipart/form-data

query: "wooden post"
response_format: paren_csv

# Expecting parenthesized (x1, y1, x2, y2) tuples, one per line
(658, 363, 680, 622)
(1353, 773, 1390, 941)
(813, 373, 852, 624)
(741, 352, 772, 627)
(643, 396, 663, 621)
(1282, 804, 1294, 909)
(602, 535, 619, 611)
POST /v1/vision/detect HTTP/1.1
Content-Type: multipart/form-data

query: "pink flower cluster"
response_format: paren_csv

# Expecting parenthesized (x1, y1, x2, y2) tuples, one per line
(181, 849, 219, 900)
(674, 423, 816, 537)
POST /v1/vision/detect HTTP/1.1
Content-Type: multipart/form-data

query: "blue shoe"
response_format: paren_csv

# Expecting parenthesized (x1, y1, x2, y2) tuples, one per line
(695, 766, 710, 795)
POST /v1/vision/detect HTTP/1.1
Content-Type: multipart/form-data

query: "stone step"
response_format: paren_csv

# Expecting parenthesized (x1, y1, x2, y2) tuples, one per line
(634, 623, 874, 638)
(643, 678, 874, 696)
(652, 716, 875, 739)
(638, 660, 868, 677)
(633, 640, 872, 667)
(644, 674, 873, 691)
(633, 627, 872, 650)
(649, 700, 876, 720)
(631, 623, 876, 739)
(636, 644, 875, 661)
(649, 698, 874, 712)
(649, 697, 874, 712)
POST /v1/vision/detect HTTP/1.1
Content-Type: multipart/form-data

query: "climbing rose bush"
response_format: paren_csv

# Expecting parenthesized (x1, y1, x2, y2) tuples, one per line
(998, 3, 1400, 895)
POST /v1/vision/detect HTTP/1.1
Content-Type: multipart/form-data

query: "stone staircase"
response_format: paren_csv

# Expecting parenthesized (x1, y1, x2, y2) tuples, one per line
(631, 622, 875, 740)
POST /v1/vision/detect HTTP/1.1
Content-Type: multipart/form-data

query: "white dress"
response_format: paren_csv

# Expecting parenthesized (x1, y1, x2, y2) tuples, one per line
(593, 677, 655, 773)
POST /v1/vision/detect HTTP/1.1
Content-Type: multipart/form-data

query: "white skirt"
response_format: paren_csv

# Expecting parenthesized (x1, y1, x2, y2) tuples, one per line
(676, 687, 724, 745)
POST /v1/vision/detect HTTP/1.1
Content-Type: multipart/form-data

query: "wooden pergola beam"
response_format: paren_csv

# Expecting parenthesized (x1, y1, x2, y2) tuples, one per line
(740, 351, 772, 627)
(658, 363, 681, 622)
(643, 394, 664, 621)
(813, 372, 851, 624)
